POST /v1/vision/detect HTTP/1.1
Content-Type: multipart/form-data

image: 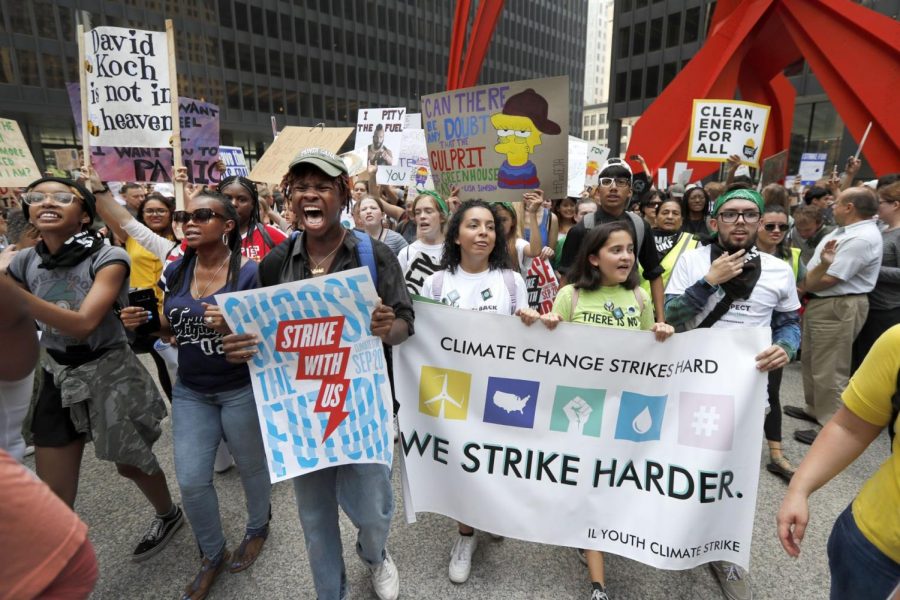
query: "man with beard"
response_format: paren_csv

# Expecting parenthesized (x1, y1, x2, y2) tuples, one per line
(664, 186, 801, 600)
(367, 123, 394, 166)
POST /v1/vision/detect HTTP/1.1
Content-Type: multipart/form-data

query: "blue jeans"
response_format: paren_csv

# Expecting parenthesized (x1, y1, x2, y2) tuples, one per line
(828, 504, 900, 599)
(172, 380, 271, 560)
(293, 463, 393, 600)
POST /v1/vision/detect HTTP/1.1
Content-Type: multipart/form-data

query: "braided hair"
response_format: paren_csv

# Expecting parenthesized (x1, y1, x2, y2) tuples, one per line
(219, 175, 274, 250)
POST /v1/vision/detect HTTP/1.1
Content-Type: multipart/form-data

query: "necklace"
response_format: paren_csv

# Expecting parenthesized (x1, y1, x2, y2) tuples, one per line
(192, 254, 231, 298)
(309, 230, 346, 276)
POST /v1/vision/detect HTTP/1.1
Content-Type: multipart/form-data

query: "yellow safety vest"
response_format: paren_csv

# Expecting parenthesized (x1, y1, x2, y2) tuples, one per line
(640, 233, 700, 294)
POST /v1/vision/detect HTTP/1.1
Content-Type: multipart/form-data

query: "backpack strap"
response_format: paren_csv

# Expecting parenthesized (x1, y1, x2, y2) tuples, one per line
(431, 271, 445, 301)
(624, 211, 645, 252)
(351, 230, 378, 288)
(502, 269, 517, 314)
(256, 223, 275, 251)
(632, 287, 645, 313)
(583, 212, 595, 229)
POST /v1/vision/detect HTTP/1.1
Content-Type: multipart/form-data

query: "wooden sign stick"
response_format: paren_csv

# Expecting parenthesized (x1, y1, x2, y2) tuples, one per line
(76, 24, 91, 174)
(165, 19, 184, 209)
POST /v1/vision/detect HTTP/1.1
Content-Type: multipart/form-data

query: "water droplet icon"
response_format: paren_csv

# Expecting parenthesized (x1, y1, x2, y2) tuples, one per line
(632, 406, 652, 434)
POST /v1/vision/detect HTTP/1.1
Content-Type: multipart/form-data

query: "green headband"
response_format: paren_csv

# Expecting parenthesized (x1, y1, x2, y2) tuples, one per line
(712, 188, 765, 216)
(500, 202, 516, 216)
(416, 190, 449, 215)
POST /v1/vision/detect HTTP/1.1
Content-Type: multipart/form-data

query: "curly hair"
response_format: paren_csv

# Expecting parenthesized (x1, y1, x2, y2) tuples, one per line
(567, 221, 639, 291)
(440, 200, 510, 274)
(167, 190, 243, 295)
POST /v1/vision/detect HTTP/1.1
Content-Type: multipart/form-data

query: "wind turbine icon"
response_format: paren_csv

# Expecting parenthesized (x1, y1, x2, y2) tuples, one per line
(424, 373, 464, 418)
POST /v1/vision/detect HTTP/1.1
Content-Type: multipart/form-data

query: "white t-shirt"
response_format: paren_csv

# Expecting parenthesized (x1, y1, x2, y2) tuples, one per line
(806, 219, 883, 296)
(516, 238, 530, 275)
(666, 245, 801, 329)
(397, 240, 444, 296)
(421, 267, 529, 315)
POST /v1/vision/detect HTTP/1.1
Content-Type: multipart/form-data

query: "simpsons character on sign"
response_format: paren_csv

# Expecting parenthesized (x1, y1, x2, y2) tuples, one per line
(490, 88, 561, 189)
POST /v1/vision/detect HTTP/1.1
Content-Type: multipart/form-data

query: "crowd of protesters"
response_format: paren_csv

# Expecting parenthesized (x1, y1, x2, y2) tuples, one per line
(0, 142, 898, 600)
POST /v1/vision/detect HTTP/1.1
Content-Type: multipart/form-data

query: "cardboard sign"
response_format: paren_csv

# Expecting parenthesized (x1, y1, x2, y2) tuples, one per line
(798, 153, 827, 184)
(354, 107, 406, 167)
(687, 100, 771, 168)
(68, 83, 221, 184)
(422, 76, 569, 202)
(585, 143, 610, 188)
(759, 149, 789, 189)
(376, 128, 435, 190)
(53, 149, 80, 171)
(249, 126, 354, 185)
(0, 118, 41, 187)
(397, 302, 769, 570)
(677, 168, 694, 186)
(404, 113, 422, 129)
(219, 146, 249, 177)
(83, 26, 172, 148)
(217, 268, 394, 482)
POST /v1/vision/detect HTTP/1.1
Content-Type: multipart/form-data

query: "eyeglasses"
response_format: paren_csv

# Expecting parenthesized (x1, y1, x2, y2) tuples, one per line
(763, 223, 789, 232)
(142, 208, 170, 216)
(598, 177, 631, 188)
(22, 192, 79, 206)
(172, 208, 226, 224)
(291, 184, 335, 195)
(717, 211, 761, 224)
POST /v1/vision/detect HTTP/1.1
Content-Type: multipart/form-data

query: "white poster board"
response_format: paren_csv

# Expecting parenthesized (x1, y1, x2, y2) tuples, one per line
(687, 99, 771, 168)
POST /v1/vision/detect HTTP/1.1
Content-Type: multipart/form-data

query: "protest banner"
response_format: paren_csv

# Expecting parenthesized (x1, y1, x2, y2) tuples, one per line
(687, 99, 771, 168)
(422, 76, 569, 203)
(217, 268, 394, 482)
(798, 153, 827, 184)
(219, 146, 249, 177)
(67, 83, 221, 184)
(340, 149, 367, 178)
(81, 25, 173, 148)
(397, 301, 768, 570)
(585, 143, 610, 188)
(249, 126, 354, 185)
(758, 149, 789, 190)
(677, 168, 694, 186)
(673, 162, 688, 185)
(657, 167, 668, 191)
(0, 118, 41, 187)
(354, 107, 406, 168)
(404, 113, 422, 129)
(376, 128, 435, 190)
(525, 257, 559, 314)
(567, 136, 589, 198)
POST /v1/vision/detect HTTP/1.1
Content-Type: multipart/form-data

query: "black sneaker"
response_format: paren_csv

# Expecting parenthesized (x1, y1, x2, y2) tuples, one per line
(591, 582, 610, 600)
(132, 505, 184, 562)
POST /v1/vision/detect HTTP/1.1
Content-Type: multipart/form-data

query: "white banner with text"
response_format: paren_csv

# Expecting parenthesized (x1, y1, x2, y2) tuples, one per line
(396, 301, 768, 570)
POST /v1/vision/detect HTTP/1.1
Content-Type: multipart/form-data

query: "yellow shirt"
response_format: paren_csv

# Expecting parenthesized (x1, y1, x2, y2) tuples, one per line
(843, 324, 900, 563)
(125, 236, 166, 311)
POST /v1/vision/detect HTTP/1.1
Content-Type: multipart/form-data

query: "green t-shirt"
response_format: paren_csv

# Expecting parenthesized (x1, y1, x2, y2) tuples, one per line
(552, 284, 653, 331)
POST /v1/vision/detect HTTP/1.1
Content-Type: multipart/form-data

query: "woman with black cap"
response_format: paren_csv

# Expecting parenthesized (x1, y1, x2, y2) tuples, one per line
(4, 176, 183, 562)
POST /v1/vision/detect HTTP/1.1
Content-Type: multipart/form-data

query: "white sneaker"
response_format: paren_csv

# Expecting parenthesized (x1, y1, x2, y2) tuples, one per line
(448, 533, 478, 583)
(370, 551, 400, 600)
(214, 441, 235, 473)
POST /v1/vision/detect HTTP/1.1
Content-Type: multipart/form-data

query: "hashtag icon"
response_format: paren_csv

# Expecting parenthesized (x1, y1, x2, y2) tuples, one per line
(691, 405, 720, 437)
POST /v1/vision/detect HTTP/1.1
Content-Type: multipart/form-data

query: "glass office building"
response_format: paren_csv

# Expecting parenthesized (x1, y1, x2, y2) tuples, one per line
(0, 0, 587, 171)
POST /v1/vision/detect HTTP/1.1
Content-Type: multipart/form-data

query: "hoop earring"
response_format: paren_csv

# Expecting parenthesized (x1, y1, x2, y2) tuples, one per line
(222, 233, 228, 246)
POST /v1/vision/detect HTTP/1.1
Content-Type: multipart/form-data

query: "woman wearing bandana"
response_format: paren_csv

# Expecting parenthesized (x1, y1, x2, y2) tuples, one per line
(4, 177, 182, 562)
(665, 186, 801, 600)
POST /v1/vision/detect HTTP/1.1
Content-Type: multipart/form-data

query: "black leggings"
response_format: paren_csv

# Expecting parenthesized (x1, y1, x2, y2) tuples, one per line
(131, 336, 173, 402)
(764, 367, 783, 443)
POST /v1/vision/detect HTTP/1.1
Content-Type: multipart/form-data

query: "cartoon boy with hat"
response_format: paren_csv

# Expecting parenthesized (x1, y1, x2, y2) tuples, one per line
(490, 88, 561, 189)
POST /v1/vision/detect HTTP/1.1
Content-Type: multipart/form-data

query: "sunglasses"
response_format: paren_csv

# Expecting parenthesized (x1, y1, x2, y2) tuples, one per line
(22, 192, 79, 205)
(172, 208, 227, 224)
(763, 223, 789, 232)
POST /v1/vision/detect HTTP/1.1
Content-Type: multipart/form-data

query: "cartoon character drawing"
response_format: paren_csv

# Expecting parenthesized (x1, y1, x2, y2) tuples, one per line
(490, 88, 561, 189)
(742, 137, 757, 160)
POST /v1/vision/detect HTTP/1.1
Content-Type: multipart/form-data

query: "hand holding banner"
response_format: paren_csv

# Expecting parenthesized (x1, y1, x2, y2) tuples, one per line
(217, 268, 394, 482)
